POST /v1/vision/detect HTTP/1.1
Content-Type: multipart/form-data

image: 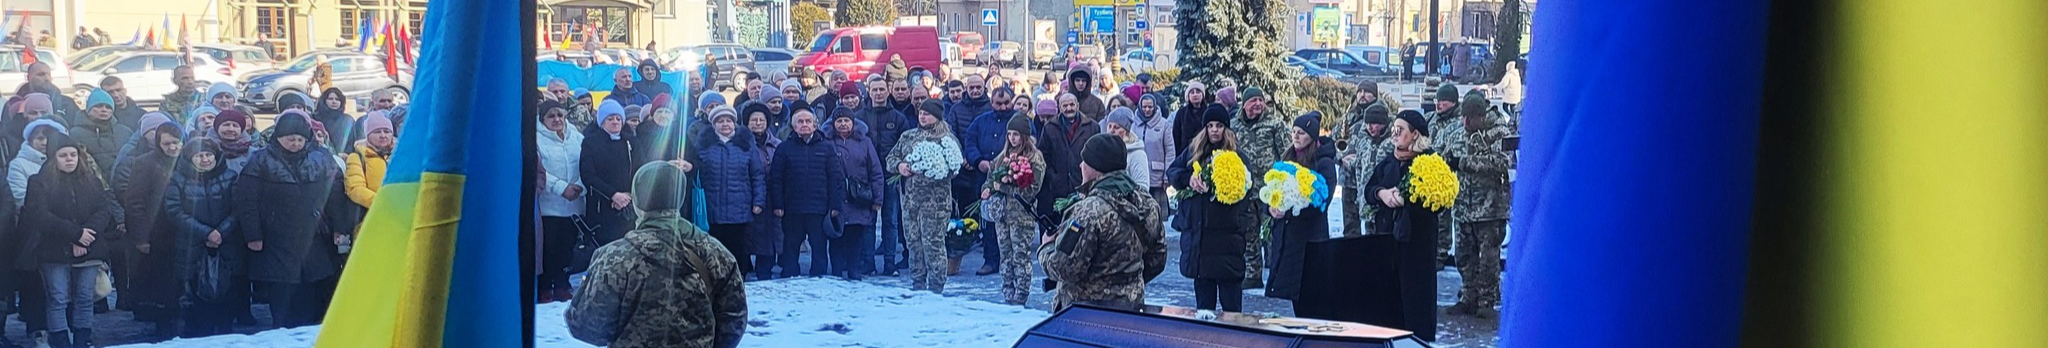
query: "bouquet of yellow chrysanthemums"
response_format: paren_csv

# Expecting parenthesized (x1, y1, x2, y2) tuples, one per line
(1259, 161, 1331, 215)
(1175, 150, 1251, 204)
(1403, 153, 1460, 211)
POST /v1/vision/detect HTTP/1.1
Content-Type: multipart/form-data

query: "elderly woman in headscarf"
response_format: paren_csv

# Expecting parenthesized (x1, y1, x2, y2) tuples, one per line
(161, 137, 239, 337)
(116, 118, 185, 339)
(578, 101, 638, 245)
(632, 93, 682, 168)
(231, 112, 352, 328)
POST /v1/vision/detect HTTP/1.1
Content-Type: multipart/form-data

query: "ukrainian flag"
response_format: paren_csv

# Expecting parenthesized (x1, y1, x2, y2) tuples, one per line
(314, 0, 525, 346)
(1507, 0, 2047, 347)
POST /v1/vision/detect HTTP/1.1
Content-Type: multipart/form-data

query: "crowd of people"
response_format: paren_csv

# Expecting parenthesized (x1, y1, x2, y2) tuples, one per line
(0, 61, 406, 348)
(551, 57, 1518, 345)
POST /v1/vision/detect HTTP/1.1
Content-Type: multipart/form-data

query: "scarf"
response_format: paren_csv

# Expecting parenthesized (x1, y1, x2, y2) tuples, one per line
(218, 134, 254, 159)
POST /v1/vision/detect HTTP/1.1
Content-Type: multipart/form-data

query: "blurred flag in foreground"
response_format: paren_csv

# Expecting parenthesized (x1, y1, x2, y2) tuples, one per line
(314, 0, 524, 346)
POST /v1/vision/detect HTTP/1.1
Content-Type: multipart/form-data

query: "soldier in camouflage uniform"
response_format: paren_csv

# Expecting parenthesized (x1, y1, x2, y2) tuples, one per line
(159, 66, 200, 122)
(1041, 134, 1165, 312)
(1425, 83, 1468, 263)
(888, 100, 965, 293)
(1342, 104, 1395, 236)
(567, 162, 749, 348)
(1229, 86, 1287, 288)
(1447, 90, 1512, 319)
(983, 116, 1046, 305)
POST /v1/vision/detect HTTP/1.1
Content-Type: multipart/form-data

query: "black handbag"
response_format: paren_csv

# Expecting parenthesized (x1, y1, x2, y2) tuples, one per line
(192, 249, 228, 302)
(568, 215, 603, 274)
(845, 176, 876, 207)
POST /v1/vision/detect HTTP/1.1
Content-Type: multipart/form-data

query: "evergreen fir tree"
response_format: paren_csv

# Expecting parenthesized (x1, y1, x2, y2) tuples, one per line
(1174, 0, 1302, 119)
(836, 0, 898, 27)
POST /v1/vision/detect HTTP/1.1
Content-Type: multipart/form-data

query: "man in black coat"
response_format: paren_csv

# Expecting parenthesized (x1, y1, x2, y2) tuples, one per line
(1033, 93, 1101, 234)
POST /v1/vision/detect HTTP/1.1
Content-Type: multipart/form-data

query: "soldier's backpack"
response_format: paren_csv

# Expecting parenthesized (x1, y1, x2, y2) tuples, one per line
(630, 230, 716, 309)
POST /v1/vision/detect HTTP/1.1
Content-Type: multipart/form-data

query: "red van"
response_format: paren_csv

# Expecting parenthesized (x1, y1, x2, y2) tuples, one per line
(796, 26, 945, 81)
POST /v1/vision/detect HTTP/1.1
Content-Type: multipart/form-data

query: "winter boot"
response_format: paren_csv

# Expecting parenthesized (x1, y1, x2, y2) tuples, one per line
(1447, 302, 1480, 316)
(975, 265, 998, 276)
(946, 256, 963, 276)
(72, 329, 92, 348)
(43, 331, 66, 348)
(881, 256, 901, 277)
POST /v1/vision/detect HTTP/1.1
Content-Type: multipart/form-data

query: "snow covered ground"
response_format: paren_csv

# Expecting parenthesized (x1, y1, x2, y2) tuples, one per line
(112, 278, 1052, 348)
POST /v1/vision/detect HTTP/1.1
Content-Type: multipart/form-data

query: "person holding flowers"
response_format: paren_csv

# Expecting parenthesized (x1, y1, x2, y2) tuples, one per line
(1039, 133, 1163, 312)
(1362, 110, 1451, 340)
(980, 115, 1044, 305)
(1167, 106, 1254, 313)
(887, 100, 965, 293)
(1262, 112, 1338, 306)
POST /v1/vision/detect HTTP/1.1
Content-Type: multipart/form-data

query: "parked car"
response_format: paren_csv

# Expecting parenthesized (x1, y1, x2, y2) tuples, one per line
(189, 43, 276, 79)
(751, 48, 801, 77)
(1118, 49, 1155, 74)
(980, 41, 1023, 68)
(0, 45, 72, 92)
(1284, 56, 1348, 79)
(796, 26, 945, 82)
(1343, 45, 1403, 74)
(1405, 41, 1493, 77)
(663, 43, 756, 91)
(1294, 48, 1398, 78)
(951, 32, 985, 63)
(69, 51, 234, 105)
(1031, 41, 1058, 68)
(240, 51, 413, 111)
(1050, 44, 1104, 71)
(940, 42, 963, 75)
(66, 45, 143, 69)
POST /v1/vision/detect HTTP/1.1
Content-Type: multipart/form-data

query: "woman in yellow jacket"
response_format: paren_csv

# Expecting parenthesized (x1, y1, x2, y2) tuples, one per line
(345, 112, 395, 208)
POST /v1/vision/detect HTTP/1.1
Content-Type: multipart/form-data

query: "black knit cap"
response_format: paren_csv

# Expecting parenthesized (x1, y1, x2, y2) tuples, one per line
(919, 99, 946, 119)
(1294, 111, 1322, 134)
(1397, 109, 1429, 136)
(1203, 105, 1230, 125)
(1361, 104, 1392, 125)
(1435, 83, 1459, 102)
(1081, 133, 1127, 173)
(1358, 81, 1378, 96)
(1006, 114, 1032, 134)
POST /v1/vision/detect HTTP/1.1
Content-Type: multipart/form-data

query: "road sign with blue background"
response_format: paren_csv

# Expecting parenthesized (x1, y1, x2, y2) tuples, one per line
(1066, 31, 1079, 44)
(982, 9, 999, 26)
(1135, 20, 1147, 30)
(1089, 7, 1116, 33)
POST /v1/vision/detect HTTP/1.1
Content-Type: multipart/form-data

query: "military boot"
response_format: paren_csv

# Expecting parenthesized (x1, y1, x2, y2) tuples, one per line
(947, 256, 963, 276)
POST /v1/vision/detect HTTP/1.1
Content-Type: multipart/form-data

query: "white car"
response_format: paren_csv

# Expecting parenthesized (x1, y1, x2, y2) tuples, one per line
(1119, 50, 1155, 74)
(0, 45, 72, 91)
(69, 51, 234, 106)
(189, 43, 277, 79)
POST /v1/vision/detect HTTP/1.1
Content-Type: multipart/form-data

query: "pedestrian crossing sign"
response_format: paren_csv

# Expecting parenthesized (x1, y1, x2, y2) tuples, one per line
(982, 9, 1000, 26)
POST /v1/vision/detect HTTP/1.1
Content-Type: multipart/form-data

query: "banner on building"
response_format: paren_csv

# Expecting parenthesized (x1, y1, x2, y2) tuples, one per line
(1312, 7, 1342, 43)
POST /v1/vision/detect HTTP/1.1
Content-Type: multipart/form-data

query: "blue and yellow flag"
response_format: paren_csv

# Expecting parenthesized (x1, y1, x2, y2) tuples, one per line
(314, 0, 523, 346)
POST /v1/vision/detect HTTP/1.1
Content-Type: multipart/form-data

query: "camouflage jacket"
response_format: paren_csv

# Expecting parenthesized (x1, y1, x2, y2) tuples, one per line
(1333, 101, 1384, 148)
(982, 150, 1046, 215)
(1230, 111, 1288, 190)
(160, 89, 199, 122)
(567, 215, 748, 348)
(1452, 112, 1513, 223)
(1040, 171, 1164, 312)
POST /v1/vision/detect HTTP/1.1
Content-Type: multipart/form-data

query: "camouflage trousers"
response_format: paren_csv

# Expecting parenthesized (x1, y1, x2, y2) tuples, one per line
(903, 185, 954, 293)
(1456, 220, 1506, 308)
(1245, 214, 1268, 285)
(987, 199, 1039, 305)
(1340, 186, 1364, 237)
(1438, 209, 1456, 264)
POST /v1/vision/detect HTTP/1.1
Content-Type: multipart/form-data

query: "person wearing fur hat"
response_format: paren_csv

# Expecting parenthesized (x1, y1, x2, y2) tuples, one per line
(1041, 133, 1164, 312)
(345, 112, 396, 209)
(565, 162, 749, 348)
(1360, 109, 1440, 339)
(887, 99, 964, 291)
(1168, 106, 1251, 313)
(1065, 68, 1107, 122)
(232, 110, 351, 328)
(212, 110, 258, 173)
(72, 88, 134, 178)
(20, 130, 117, 348)
(1228, 85, 1287, 289)
(1263, 112, 1338, 308)
(977, 112, 1044, 305)
(580, 100, 640, 248)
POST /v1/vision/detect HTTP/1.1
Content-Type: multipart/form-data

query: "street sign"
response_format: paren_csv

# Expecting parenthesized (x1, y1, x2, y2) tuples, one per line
(981, 9, 1000, 26)
(1088, 7, 1117, 33)
(1135, 20, 1148, 30)
(1066, 31, 1079, 44)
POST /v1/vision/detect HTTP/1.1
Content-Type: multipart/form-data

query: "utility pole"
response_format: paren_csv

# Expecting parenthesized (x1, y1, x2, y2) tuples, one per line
(1427, 0, 1438, 76)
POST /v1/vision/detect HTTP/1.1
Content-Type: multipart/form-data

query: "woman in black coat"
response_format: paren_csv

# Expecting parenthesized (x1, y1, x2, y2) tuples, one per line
(231, 114, 351, 329)
(1361, 112, 1439, 340)
(1264, 114, 1338, 303)
(311, 88, 355, 153)
(1165, 107, 1251, 313)
(162, 138, 240, 336)
(21, 133, 117, 347)
(117, 121, 185, 337)
(578, 101, 637, 246)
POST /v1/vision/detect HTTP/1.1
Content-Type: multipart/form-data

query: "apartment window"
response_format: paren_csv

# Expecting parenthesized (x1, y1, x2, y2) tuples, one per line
(410, 2, 429, 35)
(255, 7, 289, 39)
(653, 0, 674, 18)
